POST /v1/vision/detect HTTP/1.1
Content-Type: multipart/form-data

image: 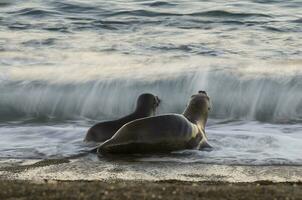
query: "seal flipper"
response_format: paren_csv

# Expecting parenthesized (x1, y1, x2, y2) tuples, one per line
(89, 147, 98, 153)
(199, 141, 213, 151)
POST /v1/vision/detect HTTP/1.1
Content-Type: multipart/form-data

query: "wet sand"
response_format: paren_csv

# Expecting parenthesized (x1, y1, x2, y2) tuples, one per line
(0, 180, 301, 200)
(1, 156, 302, 182)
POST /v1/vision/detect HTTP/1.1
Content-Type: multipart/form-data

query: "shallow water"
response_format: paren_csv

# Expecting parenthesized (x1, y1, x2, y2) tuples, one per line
(0, 0, 301, 165)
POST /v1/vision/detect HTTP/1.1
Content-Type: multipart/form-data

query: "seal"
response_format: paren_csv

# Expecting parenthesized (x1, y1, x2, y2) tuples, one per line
(84, 93, 160, 143)
(97, 91, 211, 154)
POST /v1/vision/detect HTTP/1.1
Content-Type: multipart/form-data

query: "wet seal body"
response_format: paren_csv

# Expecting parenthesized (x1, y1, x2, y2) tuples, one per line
(98, 91, 211, 154)
(85, 93, 160, 143)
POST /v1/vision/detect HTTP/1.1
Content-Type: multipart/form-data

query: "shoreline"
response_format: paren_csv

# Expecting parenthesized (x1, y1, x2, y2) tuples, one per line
(1, 156, 302, 182)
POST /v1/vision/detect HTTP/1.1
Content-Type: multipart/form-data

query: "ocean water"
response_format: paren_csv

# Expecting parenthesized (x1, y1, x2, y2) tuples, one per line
(0, 0, 301, 165)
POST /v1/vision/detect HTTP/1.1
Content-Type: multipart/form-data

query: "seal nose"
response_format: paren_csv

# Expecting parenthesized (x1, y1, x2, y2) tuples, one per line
(198, 90, 207, 95)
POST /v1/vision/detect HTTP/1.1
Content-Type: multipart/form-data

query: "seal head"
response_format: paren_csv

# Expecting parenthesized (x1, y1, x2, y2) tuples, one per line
(183, 91, 211, 130)
(135, 93, 160, 116)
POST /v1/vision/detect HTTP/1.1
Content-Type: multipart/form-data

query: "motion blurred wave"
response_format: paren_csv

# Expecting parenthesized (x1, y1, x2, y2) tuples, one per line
(1, 63, 301, 123)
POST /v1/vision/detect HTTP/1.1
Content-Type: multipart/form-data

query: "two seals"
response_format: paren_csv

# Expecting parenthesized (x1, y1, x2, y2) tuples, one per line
(98, 91, 211, 154)
(85, 93, 160, 143)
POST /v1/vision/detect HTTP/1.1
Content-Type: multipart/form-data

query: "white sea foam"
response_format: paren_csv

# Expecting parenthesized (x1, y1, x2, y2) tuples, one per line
(0, 121, 301, 165)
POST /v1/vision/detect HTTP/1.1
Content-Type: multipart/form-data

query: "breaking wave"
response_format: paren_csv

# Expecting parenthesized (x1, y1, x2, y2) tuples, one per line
(0, 66, 301, 123)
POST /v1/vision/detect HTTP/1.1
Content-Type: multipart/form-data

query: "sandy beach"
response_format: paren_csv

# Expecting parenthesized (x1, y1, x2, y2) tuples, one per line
(0, 180, 301, 200)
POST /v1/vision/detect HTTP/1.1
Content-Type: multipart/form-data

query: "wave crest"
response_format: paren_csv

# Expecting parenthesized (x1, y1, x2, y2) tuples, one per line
(0, 66, 301, 123)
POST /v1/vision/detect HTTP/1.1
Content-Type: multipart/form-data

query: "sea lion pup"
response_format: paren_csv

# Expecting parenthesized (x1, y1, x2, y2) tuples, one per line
(84, 93, 160, 143)
(97, 91, 211, 154)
